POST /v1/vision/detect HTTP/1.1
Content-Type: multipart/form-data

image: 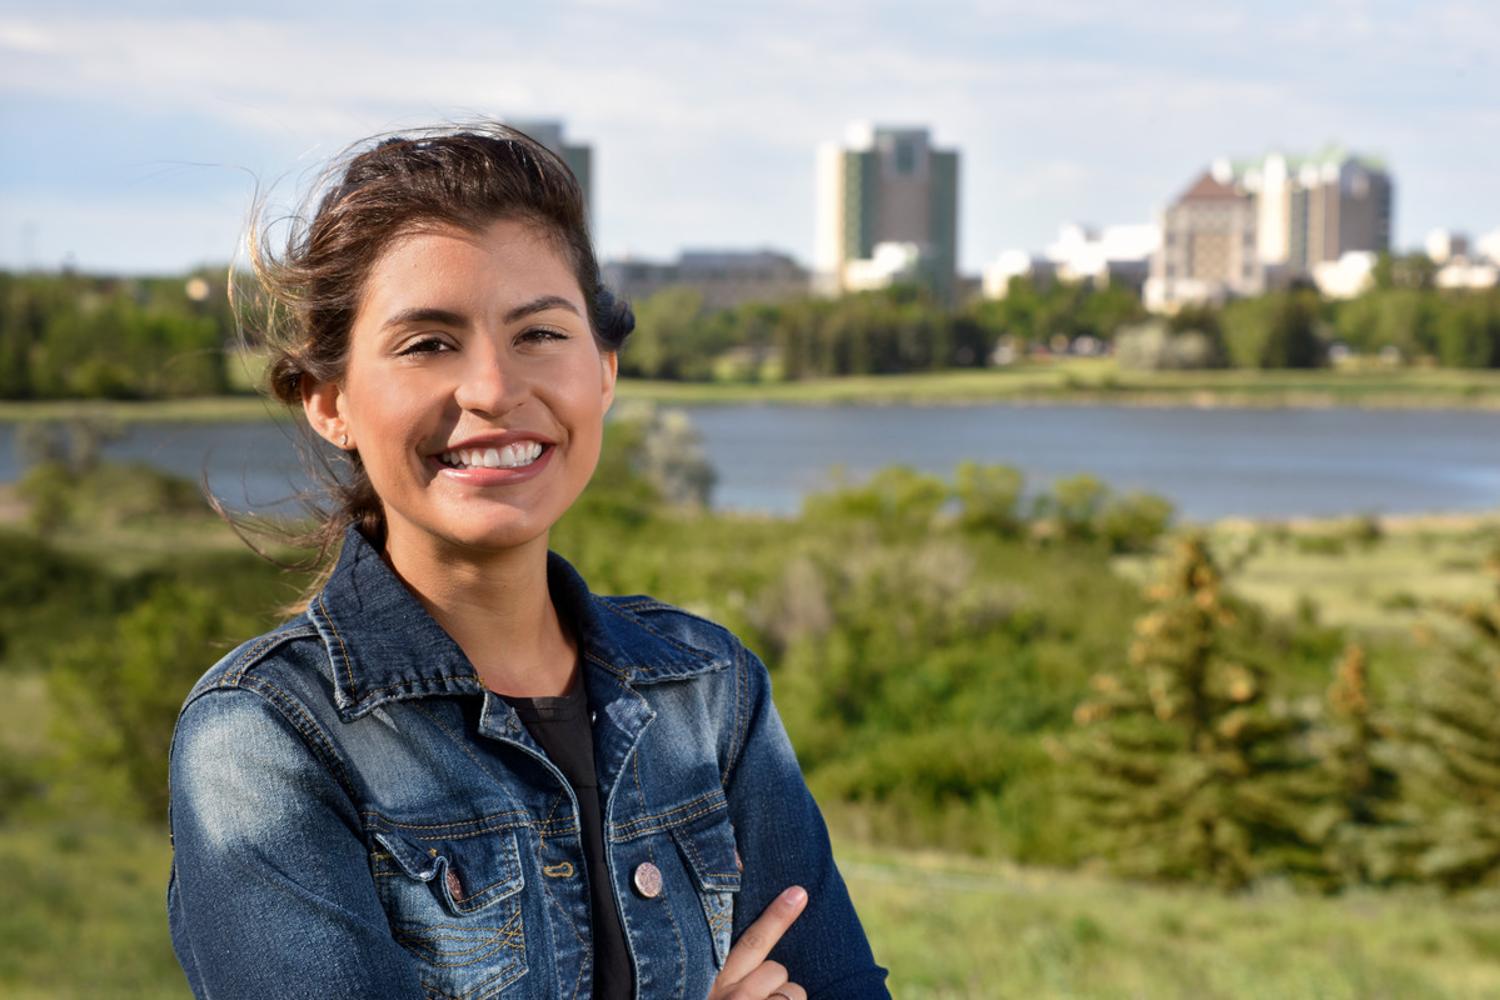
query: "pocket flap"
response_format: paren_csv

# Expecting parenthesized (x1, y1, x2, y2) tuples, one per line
(670, 816, 742, 893)
(372, 826, 526, 916)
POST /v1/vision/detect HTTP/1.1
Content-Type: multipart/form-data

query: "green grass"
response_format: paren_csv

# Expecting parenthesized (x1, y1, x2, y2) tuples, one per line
(3, 817, 1498, 999)
(0, 395, 286, 424)
(1115, 514, 1500, 639)
(844, 844, 1500, 999)
(6, 362, 1500, 423)
(0, 822, 184, 1000)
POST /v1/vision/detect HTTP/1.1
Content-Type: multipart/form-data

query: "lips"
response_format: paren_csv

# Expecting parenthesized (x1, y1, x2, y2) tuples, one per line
(436, 440, 545, 470)
(425, 433, 556, 486)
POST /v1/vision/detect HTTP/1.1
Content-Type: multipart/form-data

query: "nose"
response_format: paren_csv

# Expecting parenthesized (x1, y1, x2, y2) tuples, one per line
(452, 345, 525, 416)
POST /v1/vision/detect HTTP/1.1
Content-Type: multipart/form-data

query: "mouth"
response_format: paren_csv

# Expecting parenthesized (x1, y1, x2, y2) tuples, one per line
(435, 441, 548, 470)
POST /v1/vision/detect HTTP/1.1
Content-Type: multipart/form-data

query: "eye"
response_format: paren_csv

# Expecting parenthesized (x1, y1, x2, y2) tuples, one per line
(397, 335, 453, 356)
(519, 326, 569, 345)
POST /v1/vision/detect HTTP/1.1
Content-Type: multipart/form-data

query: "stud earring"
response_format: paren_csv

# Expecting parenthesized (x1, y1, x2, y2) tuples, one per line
(339, 433, 350, 448)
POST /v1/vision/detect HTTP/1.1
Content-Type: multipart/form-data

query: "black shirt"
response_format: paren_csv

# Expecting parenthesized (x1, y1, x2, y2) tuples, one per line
(502, 681, 633, 1000)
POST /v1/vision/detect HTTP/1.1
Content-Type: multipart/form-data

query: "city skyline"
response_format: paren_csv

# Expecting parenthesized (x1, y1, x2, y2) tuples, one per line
(2, 1, 1498, 275)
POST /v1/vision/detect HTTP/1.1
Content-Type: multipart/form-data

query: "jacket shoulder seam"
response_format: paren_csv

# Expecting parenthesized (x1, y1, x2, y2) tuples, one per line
(724, 642, 753, 785)
(184, 674, 358, 805)
(219, 622, 322, 686)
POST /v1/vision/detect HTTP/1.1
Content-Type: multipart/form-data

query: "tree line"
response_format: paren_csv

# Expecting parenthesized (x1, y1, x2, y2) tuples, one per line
(0, 271, 234, 399)
(4, 256, 1500, 399)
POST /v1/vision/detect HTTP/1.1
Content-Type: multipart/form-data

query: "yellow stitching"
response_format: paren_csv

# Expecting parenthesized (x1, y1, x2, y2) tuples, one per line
(224, 633, 280, 685)
(583, 649, 629, 679)
(222, 623, 318, 684)
(370, 809, 530, 832)
(367, 815, 575, 840)
(394, 912, 524, 965)
(647, 836, 687, 982)
(236, 676, 358, 798)
(533, 834, 588, 1000)
(405, 702, 564, 824)
(542, 861, 575, 878)
(612, 797, 731, 842)
(724, 644, 750, 785)
(316, 593, 357, 696)
(610, 790, 728, 839)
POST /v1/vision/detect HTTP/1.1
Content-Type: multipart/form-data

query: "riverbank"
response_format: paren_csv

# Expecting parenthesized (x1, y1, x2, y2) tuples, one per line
(4, 363, 1500, 423)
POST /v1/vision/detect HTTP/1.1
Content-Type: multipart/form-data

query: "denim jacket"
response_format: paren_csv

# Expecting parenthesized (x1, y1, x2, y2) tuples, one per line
(167, 527, 890, 1000)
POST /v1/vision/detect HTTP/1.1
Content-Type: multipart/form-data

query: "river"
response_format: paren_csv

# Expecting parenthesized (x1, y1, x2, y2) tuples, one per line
(2, 403, 1498, 521)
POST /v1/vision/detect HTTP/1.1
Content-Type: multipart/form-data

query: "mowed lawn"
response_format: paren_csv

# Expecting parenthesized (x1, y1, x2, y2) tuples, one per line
(6, 361, 1500, 424)
(2, 818, 1498, 999)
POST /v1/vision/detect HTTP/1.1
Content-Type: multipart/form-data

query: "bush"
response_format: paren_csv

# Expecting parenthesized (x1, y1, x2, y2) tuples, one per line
(46, 578, 258, 821)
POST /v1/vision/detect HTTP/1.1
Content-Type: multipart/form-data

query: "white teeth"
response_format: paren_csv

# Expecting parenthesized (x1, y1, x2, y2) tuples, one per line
(437, 442, 545, 469)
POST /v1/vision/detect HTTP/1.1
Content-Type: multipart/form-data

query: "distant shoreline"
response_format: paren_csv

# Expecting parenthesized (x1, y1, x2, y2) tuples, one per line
(2, 366, 1500, 423)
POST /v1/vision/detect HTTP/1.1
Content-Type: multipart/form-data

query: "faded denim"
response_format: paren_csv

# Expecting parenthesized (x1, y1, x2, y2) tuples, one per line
(167, 526, 890, 1000)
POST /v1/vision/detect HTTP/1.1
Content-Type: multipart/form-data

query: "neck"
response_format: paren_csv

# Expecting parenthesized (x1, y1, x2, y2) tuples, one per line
(382, 526, 577, 698)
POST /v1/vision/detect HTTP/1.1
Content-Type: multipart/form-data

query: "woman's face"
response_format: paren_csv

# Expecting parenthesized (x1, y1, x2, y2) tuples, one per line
(306, 217, 617, 557)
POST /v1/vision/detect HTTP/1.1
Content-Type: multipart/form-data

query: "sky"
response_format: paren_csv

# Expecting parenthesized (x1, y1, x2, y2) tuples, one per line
(2, 0, 1498, 276)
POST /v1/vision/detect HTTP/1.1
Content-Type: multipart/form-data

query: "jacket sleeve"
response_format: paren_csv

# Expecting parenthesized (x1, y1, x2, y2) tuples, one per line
(721, 645, 891, 1000)
(167, 684, 424, 1000)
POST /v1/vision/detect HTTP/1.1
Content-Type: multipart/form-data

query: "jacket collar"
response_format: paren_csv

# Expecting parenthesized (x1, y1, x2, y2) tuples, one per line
(308, 526, 724, 722)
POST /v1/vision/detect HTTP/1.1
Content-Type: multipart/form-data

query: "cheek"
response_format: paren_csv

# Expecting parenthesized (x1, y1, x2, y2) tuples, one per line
(346, 382, 431, 470)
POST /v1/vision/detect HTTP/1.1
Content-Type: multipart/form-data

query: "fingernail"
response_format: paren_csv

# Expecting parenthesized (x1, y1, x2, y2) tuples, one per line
(782, 886, 807, 908)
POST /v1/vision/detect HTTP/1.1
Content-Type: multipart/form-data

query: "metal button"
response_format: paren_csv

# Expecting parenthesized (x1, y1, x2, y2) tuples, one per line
(632, 861, 664, 899)
(735, 849, 744, 873)
(446, 867, 465, 903)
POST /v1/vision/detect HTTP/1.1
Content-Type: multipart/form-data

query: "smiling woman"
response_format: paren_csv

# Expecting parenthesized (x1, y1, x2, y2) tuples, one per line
(166, 123, 890, 1000)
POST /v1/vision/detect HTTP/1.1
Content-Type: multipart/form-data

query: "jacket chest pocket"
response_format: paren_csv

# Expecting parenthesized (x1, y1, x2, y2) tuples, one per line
(371, 827, 528, 1000)
(669, 816, 743, 969)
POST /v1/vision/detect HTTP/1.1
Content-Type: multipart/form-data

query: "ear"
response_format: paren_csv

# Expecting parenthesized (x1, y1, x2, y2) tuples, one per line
(301, 375, 352, 450)
(600, 349, 619, 412)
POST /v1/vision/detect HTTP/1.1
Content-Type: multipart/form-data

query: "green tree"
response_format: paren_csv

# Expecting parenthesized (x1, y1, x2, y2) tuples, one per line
(1070, 536, 1335, 888)
(1317, 644, 1411, 885)
(48, 582, 249, 821)
(1407, 548, 1500, 889)
(1222, 289, 1326, 369)
(1371, 252, 1437, 291)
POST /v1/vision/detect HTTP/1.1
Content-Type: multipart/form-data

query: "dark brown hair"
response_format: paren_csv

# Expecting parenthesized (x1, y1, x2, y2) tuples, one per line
(229, 121, 632, 603)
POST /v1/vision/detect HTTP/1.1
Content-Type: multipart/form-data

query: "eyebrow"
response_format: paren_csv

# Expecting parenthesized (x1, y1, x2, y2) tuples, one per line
(380, 296, 582, 333)
(381, 307, 468, 333)
(504, 295, 582, 323)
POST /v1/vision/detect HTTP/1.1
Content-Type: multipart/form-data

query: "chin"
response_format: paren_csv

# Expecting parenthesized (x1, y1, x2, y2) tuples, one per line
(439, 517, 552, 554)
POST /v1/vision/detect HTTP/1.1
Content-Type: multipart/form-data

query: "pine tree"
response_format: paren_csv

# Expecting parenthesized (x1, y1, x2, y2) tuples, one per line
(1409, 548, 1500, 889)
(1071, 535, 1334, 889)
(1318, 644, 1409, 885)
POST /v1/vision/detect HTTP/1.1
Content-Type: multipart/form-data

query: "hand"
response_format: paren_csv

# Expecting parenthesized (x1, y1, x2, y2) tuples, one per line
(707, 885, 809, 1000)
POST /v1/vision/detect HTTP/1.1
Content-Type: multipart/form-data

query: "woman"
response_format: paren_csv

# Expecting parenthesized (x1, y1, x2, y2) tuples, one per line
(166, 124, 890, 1000)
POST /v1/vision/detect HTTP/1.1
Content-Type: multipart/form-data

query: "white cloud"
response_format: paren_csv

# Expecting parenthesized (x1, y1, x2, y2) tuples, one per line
(2, 2, 1498, 270)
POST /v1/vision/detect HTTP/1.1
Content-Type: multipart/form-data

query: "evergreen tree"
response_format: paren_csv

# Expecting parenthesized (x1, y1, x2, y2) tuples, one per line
(1070, 535, 1334, 889)
(1409, 547, 1500, 889)
(1318, 644, 1409, 885)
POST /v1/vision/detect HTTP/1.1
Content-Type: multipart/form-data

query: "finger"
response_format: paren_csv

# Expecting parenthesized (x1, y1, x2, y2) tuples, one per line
(733, 959, 788, 998)
(718, 886, 807, 984)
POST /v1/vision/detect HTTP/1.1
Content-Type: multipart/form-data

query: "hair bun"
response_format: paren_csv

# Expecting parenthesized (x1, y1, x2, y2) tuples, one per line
(595, 288, 635, 349)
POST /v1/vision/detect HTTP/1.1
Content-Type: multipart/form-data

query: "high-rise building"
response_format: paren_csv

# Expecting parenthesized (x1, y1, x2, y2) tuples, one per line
(1144, 170, 1263, 311)
(507, 120, 593, 219)
(815, 124, 960, 304)
(1234, 149, 1393, 269)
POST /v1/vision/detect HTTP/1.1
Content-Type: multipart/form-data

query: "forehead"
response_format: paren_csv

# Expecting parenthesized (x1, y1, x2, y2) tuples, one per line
(357, 218, 584, 315)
